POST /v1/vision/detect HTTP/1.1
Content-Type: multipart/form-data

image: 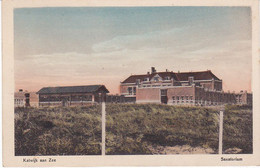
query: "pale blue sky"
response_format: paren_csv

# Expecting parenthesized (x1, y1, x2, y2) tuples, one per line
(14, 7, 252, 93)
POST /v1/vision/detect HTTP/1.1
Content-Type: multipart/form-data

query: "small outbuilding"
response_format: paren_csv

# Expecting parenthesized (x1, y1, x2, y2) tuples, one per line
(37, 85, 109, 107)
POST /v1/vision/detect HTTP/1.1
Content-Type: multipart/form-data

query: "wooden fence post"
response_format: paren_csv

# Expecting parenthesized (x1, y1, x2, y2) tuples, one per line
(101, 101, 106, 155)
(219, 110, 224, 154)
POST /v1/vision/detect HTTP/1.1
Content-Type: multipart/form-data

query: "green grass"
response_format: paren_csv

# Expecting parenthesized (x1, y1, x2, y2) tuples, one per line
(15, 104, 252, 155)
(223, 105, 253, 153)
(15, 106, 101, 155)
(106, 104, 220, 154)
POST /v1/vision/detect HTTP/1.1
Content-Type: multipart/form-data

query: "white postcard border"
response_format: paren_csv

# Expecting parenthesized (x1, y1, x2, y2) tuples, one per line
(2, 0, 260, 166)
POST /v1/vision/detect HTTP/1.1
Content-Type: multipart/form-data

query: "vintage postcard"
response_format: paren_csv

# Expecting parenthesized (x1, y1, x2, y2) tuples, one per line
(2, 0, 260, 166)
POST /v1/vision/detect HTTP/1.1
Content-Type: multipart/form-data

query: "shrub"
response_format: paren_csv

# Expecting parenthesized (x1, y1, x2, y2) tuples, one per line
(15, 104, 252, 155)
(15, 106, 101, 155)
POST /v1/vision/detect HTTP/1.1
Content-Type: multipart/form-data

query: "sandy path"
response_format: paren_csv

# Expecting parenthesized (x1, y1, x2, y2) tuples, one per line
(148, 145, 242, 154)
(148, 145, 216, 154)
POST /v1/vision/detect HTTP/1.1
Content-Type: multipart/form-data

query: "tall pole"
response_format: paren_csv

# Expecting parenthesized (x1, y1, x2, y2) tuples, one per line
(101, 101, 106, 155)
(219, 110, 224, 154)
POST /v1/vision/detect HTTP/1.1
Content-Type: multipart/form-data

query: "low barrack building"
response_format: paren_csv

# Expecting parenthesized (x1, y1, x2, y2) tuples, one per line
(37, 85, 109, 107)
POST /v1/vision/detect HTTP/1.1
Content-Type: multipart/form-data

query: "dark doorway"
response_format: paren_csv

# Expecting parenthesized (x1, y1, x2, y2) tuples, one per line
(161, 89, 168, 104)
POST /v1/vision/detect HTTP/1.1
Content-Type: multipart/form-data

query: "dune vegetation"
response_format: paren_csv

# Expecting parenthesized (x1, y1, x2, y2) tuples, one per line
(15, 104, 252, 155)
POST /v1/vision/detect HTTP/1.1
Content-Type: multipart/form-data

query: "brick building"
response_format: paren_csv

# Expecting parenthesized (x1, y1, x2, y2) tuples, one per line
(14, 89, 30, 107)
(37, 85, 109, 107)
(120, 67, 252, 106)
(29, 92, 39, 107)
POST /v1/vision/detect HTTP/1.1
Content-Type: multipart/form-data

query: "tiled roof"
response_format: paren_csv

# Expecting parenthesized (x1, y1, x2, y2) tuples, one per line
(176, 70, 220, 81)
(122, 72, 179, 83)
(37, 85, 109, 94)
(121, 70, 220, 83)
(14, 92, 26, 99)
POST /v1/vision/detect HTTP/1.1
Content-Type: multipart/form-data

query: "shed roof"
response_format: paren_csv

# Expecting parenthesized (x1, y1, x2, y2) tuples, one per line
(37, 85, 109, 94)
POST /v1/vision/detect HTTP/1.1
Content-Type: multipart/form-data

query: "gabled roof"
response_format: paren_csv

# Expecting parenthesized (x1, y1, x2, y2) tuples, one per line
(121, 70, 221, 83)
(176, 70, 220, 81)
(37, 85, 109, 94)
(122, 72, 179, 83)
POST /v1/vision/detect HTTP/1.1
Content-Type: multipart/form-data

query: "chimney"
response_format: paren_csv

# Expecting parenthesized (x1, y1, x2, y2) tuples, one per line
(136, 79, 141, 85)
(151, 67, 156, 74)
(147, 72, 150, 75)
(166, 69, 168, 72)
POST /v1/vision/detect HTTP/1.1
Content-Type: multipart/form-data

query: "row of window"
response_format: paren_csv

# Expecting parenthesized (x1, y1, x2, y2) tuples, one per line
(173, 100, 194, 104)
(172, 96, 193, 100)
(142, 76, 171, 82)
(39, 95, 93, 101)
(14, 99, 24, 102)
(14, 99, 24, 105)
(172, 100, 223, 105)
(142, 84, 172, 88)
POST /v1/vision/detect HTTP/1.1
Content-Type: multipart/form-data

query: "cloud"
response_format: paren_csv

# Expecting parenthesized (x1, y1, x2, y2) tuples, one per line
(15, 27, 252, 93)
(91, 27, 184, 54)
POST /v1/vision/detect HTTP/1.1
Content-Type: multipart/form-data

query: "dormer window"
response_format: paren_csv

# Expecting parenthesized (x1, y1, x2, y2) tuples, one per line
(154, 77, 159, 81)
(165, 76, 171, 80)
(152, 74, 162, 82)
(188, 76, 194, 85)
(143, 77, 149, 82)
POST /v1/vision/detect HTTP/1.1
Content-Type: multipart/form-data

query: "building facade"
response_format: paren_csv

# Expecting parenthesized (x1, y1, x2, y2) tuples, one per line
(120, 67, 252, 106)
(14, 89, 30, 107)
(37, 85, 109, 107)
(29, 92, 39, 107)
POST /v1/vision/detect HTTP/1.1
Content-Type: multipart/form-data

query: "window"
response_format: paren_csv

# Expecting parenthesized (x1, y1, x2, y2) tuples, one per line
(161, 89, 167, 96)
(128, 87, 133, 95)
(127, 87, 136, 95)
(186, 96, 189, 100)
(177, 96, 179, 100)
(181, 96, 184, 100)
(188, 76, 194, 84)
(133, 87, 136, 95)
(190, 96, 193, 100)
(143, 78, 149, 82)
(165, 76, 171, 80)
(172, 96, 175, 100)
